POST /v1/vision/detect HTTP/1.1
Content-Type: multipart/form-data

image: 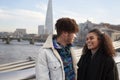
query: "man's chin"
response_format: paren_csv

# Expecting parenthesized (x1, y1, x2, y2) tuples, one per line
(67, 42, 72, 45)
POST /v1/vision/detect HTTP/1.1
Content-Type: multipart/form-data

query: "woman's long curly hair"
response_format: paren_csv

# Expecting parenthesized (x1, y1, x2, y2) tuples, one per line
(82, 28, 115, 57)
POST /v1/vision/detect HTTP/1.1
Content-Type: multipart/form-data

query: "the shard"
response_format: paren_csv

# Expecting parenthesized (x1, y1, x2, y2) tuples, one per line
(44, 0, 53, 34)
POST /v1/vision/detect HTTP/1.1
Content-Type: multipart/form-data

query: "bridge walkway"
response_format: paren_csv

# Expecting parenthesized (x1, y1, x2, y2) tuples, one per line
(0, 40, 120, 80)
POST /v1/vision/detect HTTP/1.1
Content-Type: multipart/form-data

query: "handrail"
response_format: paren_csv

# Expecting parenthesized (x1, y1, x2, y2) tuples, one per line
(0, 60, 32, 68)
(0, 58, 35, 73)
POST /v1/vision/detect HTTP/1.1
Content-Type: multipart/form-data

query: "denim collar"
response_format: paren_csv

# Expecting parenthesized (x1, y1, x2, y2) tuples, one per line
(53, 38, 72, 49)
(53, 39, 62, 49)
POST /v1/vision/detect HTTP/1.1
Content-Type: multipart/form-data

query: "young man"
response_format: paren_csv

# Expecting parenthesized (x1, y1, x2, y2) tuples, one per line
(36, 17, 79, 80)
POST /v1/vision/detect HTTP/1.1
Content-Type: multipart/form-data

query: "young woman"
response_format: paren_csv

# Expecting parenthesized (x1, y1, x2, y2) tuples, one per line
(77, 29, 119, 80)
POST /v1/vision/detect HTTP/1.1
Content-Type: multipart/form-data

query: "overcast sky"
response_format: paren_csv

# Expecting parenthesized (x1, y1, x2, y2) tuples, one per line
(0, 0, 120, 33)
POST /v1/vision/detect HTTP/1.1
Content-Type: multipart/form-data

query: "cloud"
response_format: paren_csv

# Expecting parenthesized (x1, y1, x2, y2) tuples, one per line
(0, 9, 14, 19)
(15, 9, 45, 19)
(54, 10, 89, 24)
(35, 2, 47, 12)
(0, 8, 45, 23)
(0, 8, 46, 33)
(54, 8, 120, 25)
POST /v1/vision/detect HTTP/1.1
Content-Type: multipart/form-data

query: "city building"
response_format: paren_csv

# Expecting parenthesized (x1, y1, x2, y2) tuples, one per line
(77, 20, 120, 46)
(13, 29, 26, 38)
(38, 25, 44, 35)
(45, 0, 53, 34)
(0, 32, 13, 38)
(37, 0, 53, 41)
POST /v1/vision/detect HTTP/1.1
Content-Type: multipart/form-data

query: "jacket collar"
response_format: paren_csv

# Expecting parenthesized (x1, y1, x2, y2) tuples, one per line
(53, 39, 62, 49)
(43, 34, 72, 49)
(43, 34, 54, 48)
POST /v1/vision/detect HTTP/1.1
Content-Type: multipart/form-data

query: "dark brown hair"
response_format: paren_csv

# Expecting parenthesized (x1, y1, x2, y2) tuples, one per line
(55, 17, 79, 36)
(83, 28, 115, 57)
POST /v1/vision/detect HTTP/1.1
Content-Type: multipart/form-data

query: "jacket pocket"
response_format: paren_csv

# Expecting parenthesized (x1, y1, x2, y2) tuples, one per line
(48, 61, 62, 80)
(48, 61, 61, 70)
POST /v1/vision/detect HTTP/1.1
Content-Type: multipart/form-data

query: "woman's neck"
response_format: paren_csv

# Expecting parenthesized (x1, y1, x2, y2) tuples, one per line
(91, 48, 99, 55)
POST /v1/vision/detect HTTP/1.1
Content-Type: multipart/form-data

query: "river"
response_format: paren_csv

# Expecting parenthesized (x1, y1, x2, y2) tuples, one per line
(0, 40, 41, 64)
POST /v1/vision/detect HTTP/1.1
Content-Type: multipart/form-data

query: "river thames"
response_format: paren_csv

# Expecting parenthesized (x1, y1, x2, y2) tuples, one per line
(0, 40, 120, 79)
(0, 40, 40, 64)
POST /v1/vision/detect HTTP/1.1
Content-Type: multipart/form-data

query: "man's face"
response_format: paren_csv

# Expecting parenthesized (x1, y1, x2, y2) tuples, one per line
(64, 32, 76, 44)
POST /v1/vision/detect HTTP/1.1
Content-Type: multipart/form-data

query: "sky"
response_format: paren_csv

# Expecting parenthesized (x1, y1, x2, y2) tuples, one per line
(0, 0, 120, 34)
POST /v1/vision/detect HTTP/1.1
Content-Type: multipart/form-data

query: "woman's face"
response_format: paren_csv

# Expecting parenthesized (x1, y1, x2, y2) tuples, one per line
(86, 32, 100, 50)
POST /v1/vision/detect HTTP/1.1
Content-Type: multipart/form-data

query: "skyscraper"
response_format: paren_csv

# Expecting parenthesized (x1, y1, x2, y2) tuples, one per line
(38, 25, 44, 35)
(45, 0, 53, 34)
